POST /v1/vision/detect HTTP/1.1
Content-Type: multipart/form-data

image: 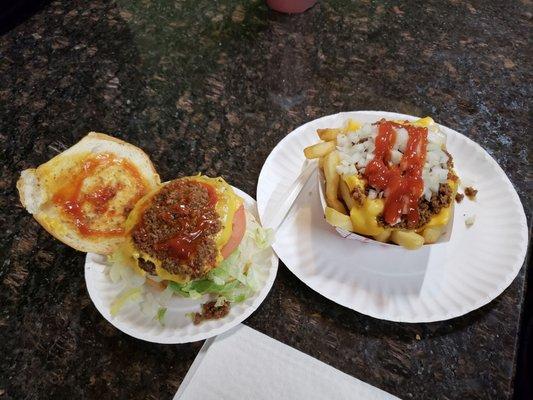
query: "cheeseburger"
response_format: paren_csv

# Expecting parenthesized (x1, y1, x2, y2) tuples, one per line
(110, 175, 272, 323)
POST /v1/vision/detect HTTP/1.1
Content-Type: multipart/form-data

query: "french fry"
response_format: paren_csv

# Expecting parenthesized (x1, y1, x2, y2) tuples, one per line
(421, 226, 444, 244)
(317, 128, 343, 141)
(304, 141, 335, 159)
(339, 180, 356, 210)
(391, 230, 424, 250)
(373, 230, 391, 243)
(325, 206, 353, 231)
(323, 150, 346, 214)
(318, 156, 325, 170)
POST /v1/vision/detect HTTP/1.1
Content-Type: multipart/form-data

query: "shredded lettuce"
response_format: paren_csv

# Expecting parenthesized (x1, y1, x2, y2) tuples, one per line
(207, 250, 240, 284)
(157, 286, 174, 305)
(244, 263, 262, 291)
(187, 289, 202, 300)
(110, 287, 143, 316)
(168, 277, 241, 297)
(156, 307, 167, 325)
(107, 252, 145, 287)
(253, 226, 275, 249)
(140, 292, 158, 317)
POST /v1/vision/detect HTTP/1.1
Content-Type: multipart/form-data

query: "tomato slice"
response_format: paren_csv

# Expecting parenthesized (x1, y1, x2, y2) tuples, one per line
(221, 204, 246, 259)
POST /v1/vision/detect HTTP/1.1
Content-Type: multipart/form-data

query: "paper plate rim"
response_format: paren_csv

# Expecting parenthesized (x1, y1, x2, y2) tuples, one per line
(85, 187, 279, 343)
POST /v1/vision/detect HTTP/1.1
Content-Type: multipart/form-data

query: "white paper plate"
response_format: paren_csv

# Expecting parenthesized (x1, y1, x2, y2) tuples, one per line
(257, 111, 528, 323)
(85, 187, 279, 343)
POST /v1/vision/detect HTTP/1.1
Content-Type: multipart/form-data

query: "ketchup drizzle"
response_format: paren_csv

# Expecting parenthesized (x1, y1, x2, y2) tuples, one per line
(364, 120, 428, 227)
(153, 182, 219, 262)
(52, 153, 146, 237)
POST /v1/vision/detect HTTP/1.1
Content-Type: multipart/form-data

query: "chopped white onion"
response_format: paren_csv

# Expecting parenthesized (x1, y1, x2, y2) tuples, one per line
(335, 121, 450, 199)
(337, 134, 347, 146)
(396, 128, 408, 152)
(390, 149, 402, 165)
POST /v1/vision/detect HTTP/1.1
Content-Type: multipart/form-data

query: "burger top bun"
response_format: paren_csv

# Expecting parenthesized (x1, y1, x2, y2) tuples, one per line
(17, 132, 161, 254)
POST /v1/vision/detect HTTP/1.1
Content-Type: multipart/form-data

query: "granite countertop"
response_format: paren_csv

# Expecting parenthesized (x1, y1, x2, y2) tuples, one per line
(0, 0, 531, 399)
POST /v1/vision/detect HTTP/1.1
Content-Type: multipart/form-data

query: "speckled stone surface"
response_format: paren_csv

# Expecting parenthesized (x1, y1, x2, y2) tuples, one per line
(0, 0, 531, 399)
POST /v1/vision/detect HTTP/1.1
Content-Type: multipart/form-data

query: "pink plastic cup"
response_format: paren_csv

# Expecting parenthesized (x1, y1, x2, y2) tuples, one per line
(266, 0, 317, 14)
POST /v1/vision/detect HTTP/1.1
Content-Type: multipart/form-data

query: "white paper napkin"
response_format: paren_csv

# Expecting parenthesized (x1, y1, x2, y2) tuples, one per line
(174, 324, 400, 400)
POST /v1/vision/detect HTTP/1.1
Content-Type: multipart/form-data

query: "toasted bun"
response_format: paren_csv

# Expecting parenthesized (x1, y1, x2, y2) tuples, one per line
(17, 132, 161, 254)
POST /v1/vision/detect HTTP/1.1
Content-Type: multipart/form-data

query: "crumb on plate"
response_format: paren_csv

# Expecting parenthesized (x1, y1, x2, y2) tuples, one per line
(465, 214, 476, 227)
(193, 300, 230, 325)
(464, 186, 478, 200)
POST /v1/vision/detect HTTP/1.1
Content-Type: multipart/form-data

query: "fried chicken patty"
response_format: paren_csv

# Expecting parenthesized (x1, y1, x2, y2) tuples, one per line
(131, 179, 222, 278)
